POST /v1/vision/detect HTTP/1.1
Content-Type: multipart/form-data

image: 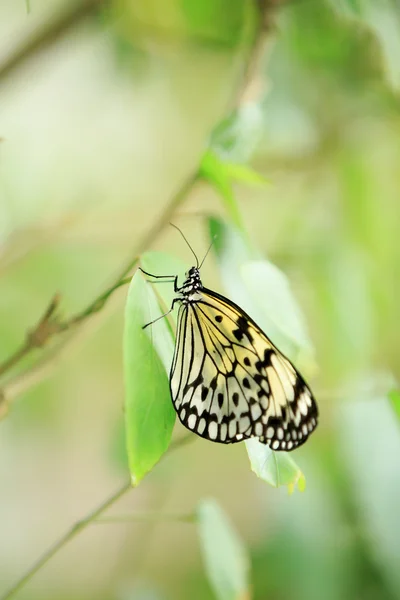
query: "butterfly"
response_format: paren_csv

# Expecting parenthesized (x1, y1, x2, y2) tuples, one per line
(141, 231, 318, 452)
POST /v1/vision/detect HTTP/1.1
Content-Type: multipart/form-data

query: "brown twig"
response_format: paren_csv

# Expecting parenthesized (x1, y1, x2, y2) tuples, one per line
(0, 294, 62, 377)
(0, 0, 277, 413)
(0, 172, 199, 416)
(0, 1, 277, 597)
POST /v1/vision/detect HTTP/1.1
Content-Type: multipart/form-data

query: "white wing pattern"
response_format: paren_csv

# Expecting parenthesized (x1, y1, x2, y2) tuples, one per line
(170, 287, 318, 451)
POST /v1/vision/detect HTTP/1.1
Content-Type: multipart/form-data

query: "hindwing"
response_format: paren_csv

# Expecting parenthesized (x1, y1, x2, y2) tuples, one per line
(170, 288, 318, 451)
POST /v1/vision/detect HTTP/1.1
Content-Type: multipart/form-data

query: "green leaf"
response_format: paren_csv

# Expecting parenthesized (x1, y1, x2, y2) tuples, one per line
(181, 0, 246, 48)
(224, 163, 269, 186)
(208, 216, 315, 488)
(245, 438, 306, 492)
(388, 389, 400, 420)
(197, 499, 251, 600)
(240, 261, 314, 365)
(208, 217, 315, 368)
(200, 151, 267, 232)
(200, 150, 244, 231)
(209, 215, 253, 265)
(123, 270, 176, 485)
(140, 250, 188, 324)
(210, 104, 264, 163)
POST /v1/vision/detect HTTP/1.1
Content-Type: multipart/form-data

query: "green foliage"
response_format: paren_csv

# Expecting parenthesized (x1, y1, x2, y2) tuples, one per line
(123, 232, 310, 491)
(208, 216, 313, 489)
(200, 151, 246, 231)
(123, 251, 187, 482)
(123, 214, 313, 492)
(224, 162, 268, 186)
(113, 0, 259, 49)
(210, 105, 264, 163)
(245, 437, 306, 492)
(140, 251, 188, 320)
(200, 150, 268, 232)
(181, 0, 247, 47)
(208, 217, 315, 369)
(197, 499, 250, 600)
(124, 271, 176, 484)
(388, 389, 400, 420)
(3, 0, 400, 598)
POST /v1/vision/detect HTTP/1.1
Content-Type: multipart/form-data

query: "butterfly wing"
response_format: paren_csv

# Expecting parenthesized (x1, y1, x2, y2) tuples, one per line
(170, 288, 318, 451)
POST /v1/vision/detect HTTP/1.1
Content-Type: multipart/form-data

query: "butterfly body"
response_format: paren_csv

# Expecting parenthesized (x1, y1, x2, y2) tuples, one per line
(176, 266, 203, 303)
(167, 266, 318, 451)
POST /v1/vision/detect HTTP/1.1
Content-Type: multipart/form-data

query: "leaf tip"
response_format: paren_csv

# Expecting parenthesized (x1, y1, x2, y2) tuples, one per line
(130, 473, 139, 487)
(288, 471, 306, 495)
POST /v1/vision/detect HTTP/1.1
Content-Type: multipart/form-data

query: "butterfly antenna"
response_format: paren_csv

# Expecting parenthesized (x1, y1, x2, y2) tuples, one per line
(199, 235, 217, 269)
(170, 222, 199, 268)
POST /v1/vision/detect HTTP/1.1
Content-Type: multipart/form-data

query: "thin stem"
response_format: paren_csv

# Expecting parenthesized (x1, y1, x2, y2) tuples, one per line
(0, 294, 61, 377)
(60, 277, 134, 329)
(117, 173, 198, 281)
(0, 341, 30, 378)
(0, 433, 194, 600)
(0, 173, 199, 414)
(0, 481, 131, 600)
(0, 0, 272, 402)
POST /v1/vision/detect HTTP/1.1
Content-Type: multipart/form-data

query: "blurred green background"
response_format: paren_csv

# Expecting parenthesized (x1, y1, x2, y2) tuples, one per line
(1, 0, 400, 599)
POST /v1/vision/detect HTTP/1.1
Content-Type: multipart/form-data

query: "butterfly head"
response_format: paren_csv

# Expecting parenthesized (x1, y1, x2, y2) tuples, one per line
(186, 266, 199, 278)
(179, 266, 202, 299)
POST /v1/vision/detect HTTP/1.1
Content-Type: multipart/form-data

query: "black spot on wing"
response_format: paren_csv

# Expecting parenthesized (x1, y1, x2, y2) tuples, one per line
(237, 316, 249, 330)
(253, 373, 263, 385)
(210, 376, 218, 391)
(183, 372, 204, 397)
(234, 315, 254, 343)
(255, 349, 274, 374)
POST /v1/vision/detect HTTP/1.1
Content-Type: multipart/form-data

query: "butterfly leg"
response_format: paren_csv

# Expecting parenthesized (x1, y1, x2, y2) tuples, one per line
(142, 298, 179, 329)
(138, 268, 179, 291)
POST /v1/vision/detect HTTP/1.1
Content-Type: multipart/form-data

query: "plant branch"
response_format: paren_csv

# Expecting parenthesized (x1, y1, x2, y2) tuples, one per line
(0, 433, 194, 600)
(0, 480, 131, 600)
(0, 294, 62, 377)
(0, 2, 276, 597)
(0, 0, 275, 412)
(0, 172, 199, 416)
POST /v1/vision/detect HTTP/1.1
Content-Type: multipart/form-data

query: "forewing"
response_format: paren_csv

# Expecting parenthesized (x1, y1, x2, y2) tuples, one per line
(170, 290, 318, 450)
